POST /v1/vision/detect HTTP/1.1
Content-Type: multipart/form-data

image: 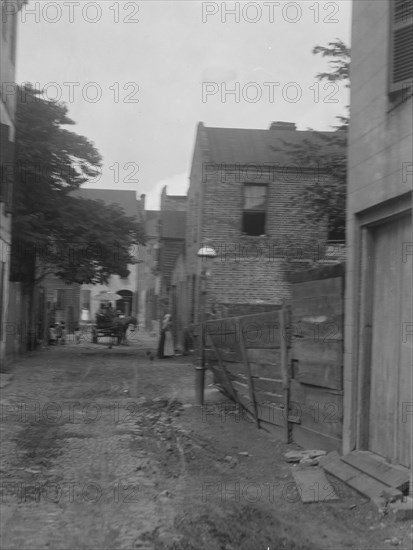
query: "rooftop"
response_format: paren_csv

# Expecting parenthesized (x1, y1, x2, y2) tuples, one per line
(203, 124, 335, 165)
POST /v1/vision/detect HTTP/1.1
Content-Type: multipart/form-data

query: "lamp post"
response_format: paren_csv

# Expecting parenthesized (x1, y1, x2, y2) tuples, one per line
(195, 245, 217, 406)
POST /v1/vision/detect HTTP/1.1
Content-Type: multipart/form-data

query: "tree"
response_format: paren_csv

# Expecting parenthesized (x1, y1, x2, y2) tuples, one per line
(11, 84, 145, 284)
(280, 39, 350, 237)
(313, 39, 350, 88)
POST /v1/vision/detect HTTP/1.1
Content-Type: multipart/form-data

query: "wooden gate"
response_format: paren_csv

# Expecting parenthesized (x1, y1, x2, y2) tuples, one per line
(205, 309, 291, 440)
(367, 213, 412, 467)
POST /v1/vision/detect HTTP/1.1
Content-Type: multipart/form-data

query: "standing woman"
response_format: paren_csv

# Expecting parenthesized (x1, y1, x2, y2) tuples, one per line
(157, 314, 174, 358)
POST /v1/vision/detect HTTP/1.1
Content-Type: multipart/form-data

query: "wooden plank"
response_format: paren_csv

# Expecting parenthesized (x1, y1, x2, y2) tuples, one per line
(291, 296, 343, 323)
(207, 334, 239, 404)
(292, 337, 343, 391)
(292, 468, 339, 503)
(293, 338, 342, 365)
(292, 277, 342, 301)
(206, 318, 238, 334)
(319, 452, 403, 500)
(232, 379, 249, 392)
(208, 331, 239, 348)
(256, 402, 286, 426)
(398, 213, 413, 468)
(247, 348, 282, 378)
(254, 389, 284, 405)
(279, 307, 290, 443)
(218, 349, 243, 363)
(369, 220, 400, 461)
(294, 317, 343, 341)
(237, 318, 260, 429)
(290, 263, 344, 284)
(247, 348, 280, 364)
(249, 362, 282, 379)
(251, 377, 283, 394)
(289, 381, 343, 439)
(223, 362, 246, 379)
(238, 313, 280, 348)
(341, 452, 411, 492)
(293, 359, 343, 391)
(291, 425, 342, 453)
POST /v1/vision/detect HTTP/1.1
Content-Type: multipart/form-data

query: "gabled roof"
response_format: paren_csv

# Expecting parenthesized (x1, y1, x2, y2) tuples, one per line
(72, 189, 139, 218)
(160, 211, 186, 239)
(203, 125, 333, 165)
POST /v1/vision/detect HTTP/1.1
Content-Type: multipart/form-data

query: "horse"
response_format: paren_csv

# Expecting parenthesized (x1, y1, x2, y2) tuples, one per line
(113, 316, 138, 345)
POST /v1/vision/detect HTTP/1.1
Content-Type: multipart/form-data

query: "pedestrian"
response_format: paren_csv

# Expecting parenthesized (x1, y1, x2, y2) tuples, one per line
(74, 326, 81, 344)
(49, 324, 57, 345)
(55, 322, 62, 345)
(157, 314, 174, 358)
(61, 322, 67, 345)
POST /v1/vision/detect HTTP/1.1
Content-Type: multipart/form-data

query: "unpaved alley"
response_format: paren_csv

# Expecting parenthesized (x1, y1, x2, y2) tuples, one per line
(1, 339, 412, 550)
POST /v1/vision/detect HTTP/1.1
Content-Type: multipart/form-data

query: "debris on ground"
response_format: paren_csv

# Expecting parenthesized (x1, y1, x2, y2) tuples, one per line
(389, 497, 413, 521)
(291, 467, 340, 503)
(285, 449, 327, 463)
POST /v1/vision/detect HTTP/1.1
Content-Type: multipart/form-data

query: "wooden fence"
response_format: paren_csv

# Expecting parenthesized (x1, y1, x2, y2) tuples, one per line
(204, 264, 345, 451)
(205, 309, 291, 440)
(289, 263, 344, 452)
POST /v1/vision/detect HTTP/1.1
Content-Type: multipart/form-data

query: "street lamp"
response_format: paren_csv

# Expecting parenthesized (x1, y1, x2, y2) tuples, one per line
(195, 244, 217, 406)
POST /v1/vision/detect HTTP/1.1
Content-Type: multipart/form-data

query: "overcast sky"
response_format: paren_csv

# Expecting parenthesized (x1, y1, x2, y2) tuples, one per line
(16, 1, 352, 209)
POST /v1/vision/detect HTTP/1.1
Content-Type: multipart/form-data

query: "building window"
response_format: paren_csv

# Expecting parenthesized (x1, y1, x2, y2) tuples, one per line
(242, 184, 267, 236)
(327, 217, 346, 242)
(81, 289, 91, 310)
(0, 123, 14, 213)
(56, 289, 65, 310)
(389, 0, 413, 93)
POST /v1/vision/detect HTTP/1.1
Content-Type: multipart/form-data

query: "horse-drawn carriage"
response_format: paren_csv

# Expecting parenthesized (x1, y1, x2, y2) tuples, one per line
(91, 309, 137, 347)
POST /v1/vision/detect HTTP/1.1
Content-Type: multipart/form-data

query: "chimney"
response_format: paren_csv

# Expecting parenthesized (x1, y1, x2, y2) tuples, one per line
(269, 121, 297, 131)
(140, 193, 146, 210)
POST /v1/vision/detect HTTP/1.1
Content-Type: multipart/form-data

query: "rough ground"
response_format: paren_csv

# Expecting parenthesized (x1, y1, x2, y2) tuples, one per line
(1, 333, 412, 550)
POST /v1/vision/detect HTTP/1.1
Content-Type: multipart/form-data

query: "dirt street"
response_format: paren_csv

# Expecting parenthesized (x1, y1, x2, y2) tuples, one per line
(1, 336, 412, 550)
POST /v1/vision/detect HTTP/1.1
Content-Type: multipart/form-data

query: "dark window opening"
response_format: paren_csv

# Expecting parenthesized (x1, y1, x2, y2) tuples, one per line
(327, 218, 345, 242)
(242, 184, 267, 236)
(242, 212, 266, 236)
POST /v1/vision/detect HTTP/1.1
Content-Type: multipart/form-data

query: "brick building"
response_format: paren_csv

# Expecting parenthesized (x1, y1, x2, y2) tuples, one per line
(343, 0, 412, 468)
(137, 195, 159, 331)
(137, 187, 187, 337)
(1, 0, 27, 366)
(178, 121, 335, 332)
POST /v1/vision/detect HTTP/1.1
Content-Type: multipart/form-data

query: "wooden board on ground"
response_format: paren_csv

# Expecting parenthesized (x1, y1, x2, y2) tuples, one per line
(292, 467, 339, 503)
(319, 452, 403, 500)
(291, 425, 342, 453)
(341, 451, 411, 492)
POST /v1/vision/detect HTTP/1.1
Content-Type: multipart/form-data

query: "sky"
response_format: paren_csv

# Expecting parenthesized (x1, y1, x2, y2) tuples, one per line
(15, 0, 352, 209)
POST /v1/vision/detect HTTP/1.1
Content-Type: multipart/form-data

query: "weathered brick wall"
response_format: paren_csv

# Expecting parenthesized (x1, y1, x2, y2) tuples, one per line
(185, 125, 206, 321)
(160, 187, 187, 212)
(183, 124, 331, 327)
(199, 166, 327, 314)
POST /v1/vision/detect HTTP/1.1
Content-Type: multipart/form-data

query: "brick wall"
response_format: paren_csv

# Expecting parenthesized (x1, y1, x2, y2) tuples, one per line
(160, 187, 187, 212)
(184, 139, 329, 324)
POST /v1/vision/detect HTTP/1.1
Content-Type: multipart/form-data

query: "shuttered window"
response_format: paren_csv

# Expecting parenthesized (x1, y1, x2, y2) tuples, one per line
(0, 123, 14, 213)
(389, 0, 413, 92)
